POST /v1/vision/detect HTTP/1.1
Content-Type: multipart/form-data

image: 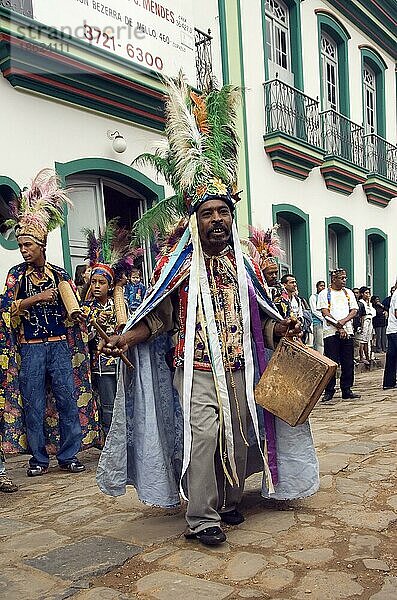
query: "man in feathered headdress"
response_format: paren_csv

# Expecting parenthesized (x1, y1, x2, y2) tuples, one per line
(97, 76, 319, 546)
(244, 224, 285, 299)
(0, 169, 98, 477)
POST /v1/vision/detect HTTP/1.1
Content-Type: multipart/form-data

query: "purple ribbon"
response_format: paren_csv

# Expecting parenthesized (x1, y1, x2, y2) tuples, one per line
(247, 277, 278, 484)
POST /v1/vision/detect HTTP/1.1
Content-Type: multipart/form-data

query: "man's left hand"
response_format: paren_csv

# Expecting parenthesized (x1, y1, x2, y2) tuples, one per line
(274, 317, 302, 338)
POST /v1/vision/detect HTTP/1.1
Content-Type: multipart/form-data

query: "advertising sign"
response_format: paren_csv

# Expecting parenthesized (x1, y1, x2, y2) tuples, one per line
(7, 0, 196, 83)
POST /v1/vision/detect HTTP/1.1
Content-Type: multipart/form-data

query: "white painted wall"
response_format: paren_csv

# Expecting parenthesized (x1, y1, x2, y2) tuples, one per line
(239, 0, 397, 293)
(0, 73, 171, 282)
(0, 0, 221, 284)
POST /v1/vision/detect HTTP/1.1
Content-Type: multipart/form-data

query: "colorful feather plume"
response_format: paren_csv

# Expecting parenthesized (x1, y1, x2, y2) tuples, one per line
(6, 168, 71, 244)
(243, 225, 285, 266)
(132, 72, 241, 241)
(84, 219, 143, 283)
(154, 216, 189, 257)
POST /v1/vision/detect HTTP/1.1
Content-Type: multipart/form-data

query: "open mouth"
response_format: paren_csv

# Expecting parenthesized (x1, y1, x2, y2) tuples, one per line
(209, 227, 226, 235)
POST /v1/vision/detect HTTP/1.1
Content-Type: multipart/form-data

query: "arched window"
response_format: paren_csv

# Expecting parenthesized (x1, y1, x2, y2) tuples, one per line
(321, 33, 339, 112)
(277, 217, 292, 277)
(363, 65, 377, 134)
(366, 228, 388, 298)
(328, 228, 338, 275)
(360, 47, 387, 138)
(265, 0, 291, 76)
(56, 159, 165, 276)
(66, 175, 146, 275)
(316, 12, 350, 117)
(263, 0, 304, 89)
(273, 204, 311, 299)
(0, 177, 20, 250)
(325, 217, 354, 286)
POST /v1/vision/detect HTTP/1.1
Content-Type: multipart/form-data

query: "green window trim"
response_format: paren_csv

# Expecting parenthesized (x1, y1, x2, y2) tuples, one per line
(325, 217, 354, 287)
(272, 203, 311, 299)
(261, 0, 304, 91)
(55, 158, 165, 277)
(360, 46, 387, 139)
(365, 227, 388, 299)
(316, 11, 351, 118)
(217, 0, 252, 227)
(218, 0, 230, 85)
(0, 176, 20, 250)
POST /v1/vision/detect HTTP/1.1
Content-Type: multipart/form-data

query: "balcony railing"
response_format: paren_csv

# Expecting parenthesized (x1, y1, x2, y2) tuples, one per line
(264, 79, 321, 148)
(194, 28, 213, 91)
(321, 110, 366, 169)
(363, 133, 397, 183)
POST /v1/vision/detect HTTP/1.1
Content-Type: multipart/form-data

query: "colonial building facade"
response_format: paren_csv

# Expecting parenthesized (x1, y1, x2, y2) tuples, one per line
(219, 0, 396, 299)
(0, 0, 396, 300)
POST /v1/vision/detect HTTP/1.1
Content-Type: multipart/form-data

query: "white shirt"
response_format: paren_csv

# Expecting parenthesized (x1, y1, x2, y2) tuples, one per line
(386, 290, 397, 334)
(290, 295, 303, 319)
(309, 293, 323, 322)
(317, 287, 358, 338)
(358, 298, 376, 319)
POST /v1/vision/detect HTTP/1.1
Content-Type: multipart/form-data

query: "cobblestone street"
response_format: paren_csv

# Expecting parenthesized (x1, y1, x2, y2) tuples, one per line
(1, 369, 396, 600)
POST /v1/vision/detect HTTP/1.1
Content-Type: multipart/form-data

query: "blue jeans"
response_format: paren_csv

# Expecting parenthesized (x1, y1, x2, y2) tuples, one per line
(92, 373, 117, 437)
(19, 341, 82, 468)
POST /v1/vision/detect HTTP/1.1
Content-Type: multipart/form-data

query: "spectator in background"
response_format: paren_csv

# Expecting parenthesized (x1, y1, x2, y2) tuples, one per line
(74, 264, 91, 300)
(124, 267, 146, 314)
(371, 295, 387, 353)
(383, 286, 396, 320)
(352, 287, 362, 361)
(309, 280, 325, 353)
(276, 274, 312, 344)
(357, 287, 375, 365)
(317, 269, 360, 401)
(383, 287, 397, 390)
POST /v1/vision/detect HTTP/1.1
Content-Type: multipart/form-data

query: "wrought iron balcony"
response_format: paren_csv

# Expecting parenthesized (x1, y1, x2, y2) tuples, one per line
(194, 28, 213, 91)
(264, 79, 321, 148)
(321, 110, 366, 169)
(363, 133, 397, 183)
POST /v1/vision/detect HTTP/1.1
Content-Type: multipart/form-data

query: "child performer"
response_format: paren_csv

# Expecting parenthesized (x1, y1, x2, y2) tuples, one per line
(83, 222, 140, 439)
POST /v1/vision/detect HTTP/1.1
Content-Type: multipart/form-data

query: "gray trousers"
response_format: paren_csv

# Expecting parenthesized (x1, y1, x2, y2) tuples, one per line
(174, 367, 249, 533)
(313, 324, 324, 354)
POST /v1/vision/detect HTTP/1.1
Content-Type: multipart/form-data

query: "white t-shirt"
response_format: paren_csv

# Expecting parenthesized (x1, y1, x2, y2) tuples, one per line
(290, 295, 303, 319)
(317, 287, 358, 338)
(386, 290, 397, 334)
(358, 298, 376, 319)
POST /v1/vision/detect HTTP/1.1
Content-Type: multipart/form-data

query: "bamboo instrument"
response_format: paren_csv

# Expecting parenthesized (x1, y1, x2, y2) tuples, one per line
(113, 284, 128, 330)
(58, 281, 81, 319)
(91, 317, 134, 369)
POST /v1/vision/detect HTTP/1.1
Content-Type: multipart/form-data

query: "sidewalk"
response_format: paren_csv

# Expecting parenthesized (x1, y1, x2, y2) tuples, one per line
(1, 370, 396, 600)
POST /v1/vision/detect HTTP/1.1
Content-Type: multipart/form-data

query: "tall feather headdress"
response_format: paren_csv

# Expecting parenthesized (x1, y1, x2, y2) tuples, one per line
(243, 225, 285, 270)
(6, 168, 71, 246)
(132, 72, 241, 241)
(84, 219, 143, 284)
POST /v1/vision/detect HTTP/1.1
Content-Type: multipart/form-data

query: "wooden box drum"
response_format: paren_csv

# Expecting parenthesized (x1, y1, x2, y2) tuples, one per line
(255, 337, 337, 426)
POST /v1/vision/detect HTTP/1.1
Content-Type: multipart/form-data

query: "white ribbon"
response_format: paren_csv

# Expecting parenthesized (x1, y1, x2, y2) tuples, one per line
(233, 222, 274, 494)
(179, 215, 200, 499)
